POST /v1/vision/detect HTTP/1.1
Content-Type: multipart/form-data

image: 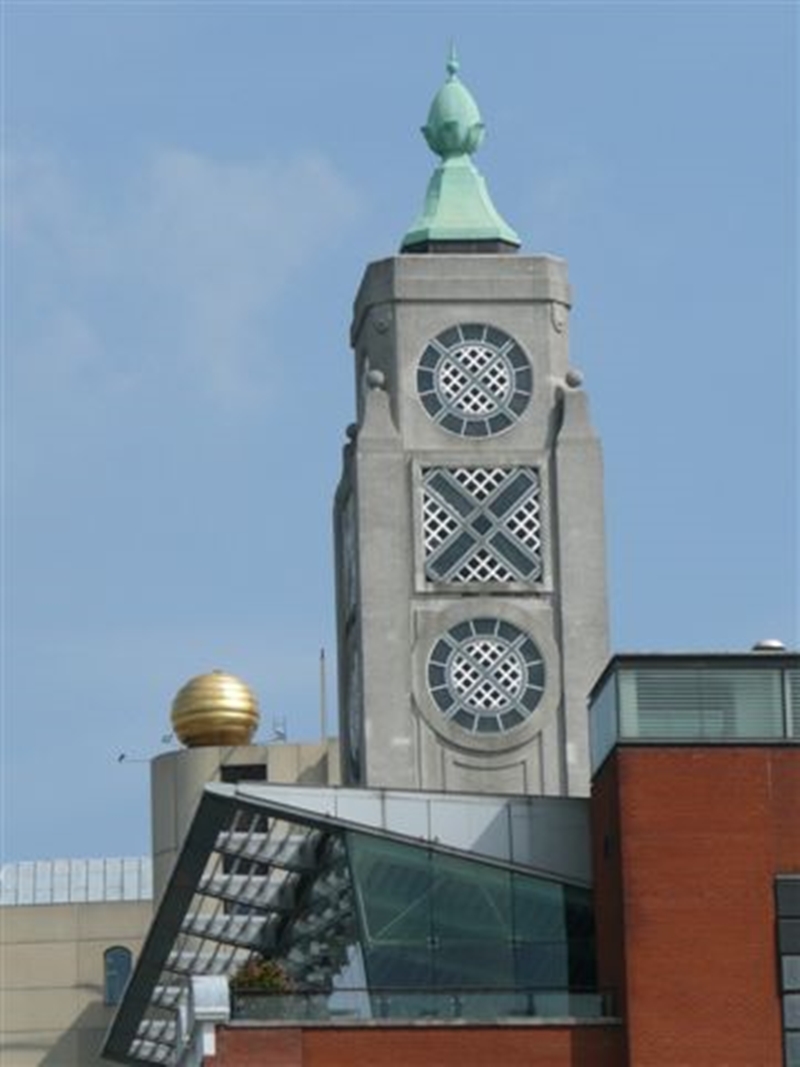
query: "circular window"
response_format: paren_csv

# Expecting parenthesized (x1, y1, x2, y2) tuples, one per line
(427, 618, 545, 735)
(417, 324, 532, 437)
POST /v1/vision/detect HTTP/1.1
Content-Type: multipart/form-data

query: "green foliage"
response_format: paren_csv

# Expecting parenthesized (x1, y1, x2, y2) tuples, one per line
(230, 957, 294, 993)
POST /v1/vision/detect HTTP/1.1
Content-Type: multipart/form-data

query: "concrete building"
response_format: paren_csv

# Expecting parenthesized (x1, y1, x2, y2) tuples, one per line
(0, 859, 153, 1066)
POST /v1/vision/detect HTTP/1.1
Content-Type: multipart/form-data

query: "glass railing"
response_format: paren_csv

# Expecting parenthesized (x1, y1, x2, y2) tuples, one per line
(589, 657, 800, 772)
(231, 986, 613, 1022)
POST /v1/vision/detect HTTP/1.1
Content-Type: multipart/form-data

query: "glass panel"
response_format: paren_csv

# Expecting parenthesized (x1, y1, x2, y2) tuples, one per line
(565, 884, 598, 988)
(365, 947, 434, 989)
(348, 833, 433, 989)
(0, 864, 19, 905)
(590, 672, 619, 771)
(431, 851, 513, 989)
(232, 986, 609, 1023)
(52, 860, 70, 903)
(513, 874, 568, 988)
(71, 860, 88, 901)
(789, 668, 800, 737)
(618, 669, 640, 736)
(351, 836, 432, 944)
(618, 665, 784, 741)
(513, 875, 565, 940)
(348, 832, 597, 1000)
(782, 956, 800, 992)
(122, 858, 140, 901)
(105, 859, 123, 902)
(780, 920, 800, 955)
(17, 863, 34, 905)
(784, 993, 800, 1030)
(34, 861, 52, 904)
(88, 859, 105, 902)
(778, 879, 800, 918)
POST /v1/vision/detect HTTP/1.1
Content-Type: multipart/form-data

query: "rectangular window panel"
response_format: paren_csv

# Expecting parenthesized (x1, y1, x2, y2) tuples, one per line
(780, 920, 800, 955)
(620, 667, 785, 740)
(784, 993, 800, 1030)
(778, 880, 800, 918)
(777, 877, 800, 1067)
(782, 957, 800, 993)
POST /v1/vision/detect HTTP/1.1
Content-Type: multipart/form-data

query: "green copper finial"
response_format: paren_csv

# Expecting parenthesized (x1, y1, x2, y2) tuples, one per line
(401, 49, 520, 253)
(421, 47, 484, 161)
(446, 41, 459, 78)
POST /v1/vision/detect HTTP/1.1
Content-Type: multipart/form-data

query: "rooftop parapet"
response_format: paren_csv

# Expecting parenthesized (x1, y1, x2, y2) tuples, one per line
(0, 856, 153, 906)
(588, 651, 800, 774)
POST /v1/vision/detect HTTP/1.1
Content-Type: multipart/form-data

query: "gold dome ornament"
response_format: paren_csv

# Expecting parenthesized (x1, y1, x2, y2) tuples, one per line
(170, 670, 260, 747)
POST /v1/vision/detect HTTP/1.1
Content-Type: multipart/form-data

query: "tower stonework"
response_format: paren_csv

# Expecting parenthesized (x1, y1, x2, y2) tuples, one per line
(334, 58, 608, 797)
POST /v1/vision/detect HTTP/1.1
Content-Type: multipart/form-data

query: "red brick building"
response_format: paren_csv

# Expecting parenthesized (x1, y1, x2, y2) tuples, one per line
(593, 746, 799, 1066)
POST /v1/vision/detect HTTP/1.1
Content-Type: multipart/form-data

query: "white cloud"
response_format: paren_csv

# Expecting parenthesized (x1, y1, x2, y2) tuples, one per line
(5, 145, 361, 406)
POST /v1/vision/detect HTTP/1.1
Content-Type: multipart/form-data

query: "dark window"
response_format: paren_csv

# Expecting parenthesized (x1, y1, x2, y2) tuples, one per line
(777, 876, 800, 1066)
(220, 763, 267, 783)
(104, 946, 132, 1006)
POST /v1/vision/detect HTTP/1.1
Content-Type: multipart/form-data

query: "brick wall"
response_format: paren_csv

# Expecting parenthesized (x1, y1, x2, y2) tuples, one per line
(205, 1022, 624, 1066)
(592, 745, 800, 1067)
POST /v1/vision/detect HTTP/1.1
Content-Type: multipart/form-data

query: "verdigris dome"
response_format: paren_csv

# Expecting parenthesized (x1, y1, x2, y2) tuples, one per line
(171, 669, 259, 747)
(422, 51, 484, 159)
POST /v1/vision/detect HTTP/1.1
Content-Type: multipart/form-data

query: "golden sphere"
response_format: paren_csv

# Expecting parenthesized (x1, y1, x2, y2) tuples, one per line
(171, 670, 260, 747)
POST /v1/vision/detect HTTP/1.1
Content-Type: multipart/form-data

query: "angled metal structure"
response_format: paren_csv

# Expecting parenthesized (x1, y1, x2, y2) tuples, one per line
(103, 784, 606, 1065)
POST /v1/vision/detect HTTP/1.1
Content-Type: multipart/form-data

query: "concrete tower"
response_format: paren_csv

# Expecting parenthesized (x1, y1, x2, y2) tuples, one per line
(334, 52, 608, 796)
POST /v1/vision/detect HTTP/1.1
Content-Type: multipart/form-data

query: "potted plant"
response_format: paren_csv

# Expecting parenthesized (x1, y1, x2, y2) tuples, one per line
(230, 956, 295, 995)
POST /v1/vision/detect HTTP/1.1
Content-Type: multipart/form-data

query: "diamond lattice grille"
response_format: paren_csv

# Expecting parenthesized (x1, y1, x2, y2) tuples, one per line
(452, 640, 525, 710)
(422, 467, 542, 584)
(416, 324, 532, 438)
(438, 348, 512, 415)
(427, 619, 545, 735)
(422, 497, 460, 552)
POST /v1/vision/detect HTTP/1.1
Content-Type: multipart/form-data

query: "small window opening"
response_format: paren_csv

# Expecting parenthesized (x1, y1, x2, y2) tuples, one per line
(104, 946, 133, 1006)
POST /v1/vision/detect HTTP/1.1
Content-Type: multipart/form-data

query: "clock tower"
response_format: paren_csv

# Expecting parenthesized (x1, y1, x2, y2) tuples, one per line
(334, 52, 608, 796)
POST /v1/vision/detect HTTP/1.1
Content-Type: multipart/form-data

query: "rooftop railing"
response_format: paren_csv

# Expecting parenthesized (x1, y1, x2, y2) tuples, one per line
(231, 986, 613, 1023)
(0, 856, 153, 906)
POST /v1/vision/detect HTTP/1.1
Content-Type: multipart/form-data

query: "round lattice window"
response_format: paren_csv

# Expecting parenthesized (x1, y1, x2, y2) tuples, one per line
(427, 618, 545, 735)
(417, 324, 532, 437)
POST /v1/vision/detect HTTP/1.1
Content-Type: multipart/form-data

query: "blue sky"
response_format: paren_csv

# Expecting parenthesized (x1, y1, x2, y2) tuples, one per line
(3, 2, 796, 862)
